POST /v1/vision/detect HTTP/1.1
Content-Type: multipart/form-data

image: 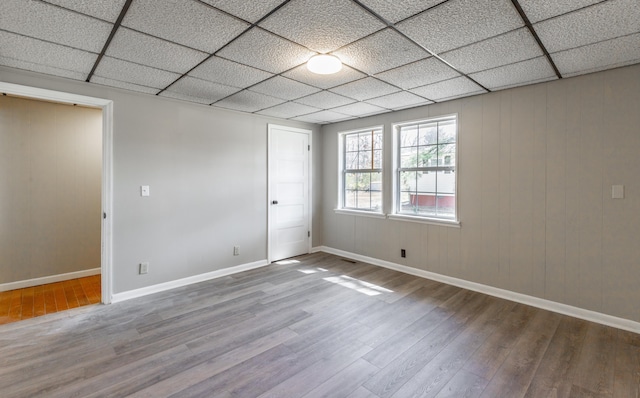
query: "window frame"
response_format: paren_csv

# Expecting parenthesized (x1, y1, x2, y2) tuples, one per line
(336, 126, 385, 217)
(390, 115, 460, 226)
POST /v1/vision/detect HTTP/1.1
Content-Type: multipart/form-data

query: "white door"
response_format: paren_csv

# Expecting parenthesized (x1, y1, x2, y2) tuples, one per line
(268, 125, 311, 262)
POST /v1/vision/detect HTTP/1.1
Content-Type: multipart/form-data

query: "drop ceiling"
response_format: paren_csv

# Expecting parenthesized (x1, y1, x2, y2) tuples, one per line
(1, 0, 639, 124)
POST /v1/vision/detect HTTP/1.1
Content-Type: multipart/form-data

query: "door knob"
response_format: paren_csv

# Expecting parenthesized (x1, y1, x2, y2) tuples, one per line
(272, 200, 279, 205)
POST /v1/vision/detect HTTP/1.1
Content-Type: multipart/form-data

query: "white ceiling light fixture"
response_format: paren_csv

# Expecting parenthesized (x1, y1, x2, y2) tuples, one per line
(307, 54, 342, 75)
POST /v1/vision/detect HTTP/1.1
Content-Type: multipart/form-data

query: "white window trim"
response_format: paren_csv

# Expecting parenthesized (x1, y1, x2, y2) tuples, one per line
(334, 208, 387, 219)
(387, 214, 460, 227)
(392, 114, 459, 223)
(337, 125, 384, 215)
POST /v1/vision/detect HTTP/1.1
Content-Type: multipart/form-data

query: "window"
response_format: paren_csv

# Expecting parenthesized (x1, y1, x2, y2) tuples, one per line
(394, 116, 457, 221)
(339, 127, 383, 212)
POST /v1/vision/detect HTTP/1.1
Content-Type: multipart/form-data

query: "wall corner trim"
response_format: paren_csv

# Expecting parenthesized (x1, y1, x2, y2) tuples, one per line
(0, 268, 101, 292)
(110, 259, 269, 304)
(315, 246, 640, 334)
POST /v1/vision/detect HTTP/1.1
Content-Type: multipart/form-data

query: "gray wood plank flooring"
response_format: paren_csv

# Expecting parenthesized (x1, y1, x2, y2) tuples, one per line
(1, 252, 639, 397)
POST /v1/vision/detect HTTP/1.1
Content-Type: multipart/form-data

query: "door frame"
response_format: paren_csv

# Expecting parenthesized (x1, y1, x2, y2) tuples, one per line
(267, 124, 312, 263)
(0, 81, 114, 304)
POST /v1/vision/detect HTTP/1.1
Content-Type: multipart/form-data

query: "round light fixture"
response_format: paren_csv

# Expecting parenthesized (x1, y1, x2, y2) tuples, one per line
(307, 54, 342, 75)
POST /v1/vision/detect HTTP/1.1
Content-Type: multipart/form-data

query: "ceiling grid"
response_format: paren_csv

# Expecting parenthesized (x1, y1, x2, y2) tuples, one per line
(0, 0, 638, 124)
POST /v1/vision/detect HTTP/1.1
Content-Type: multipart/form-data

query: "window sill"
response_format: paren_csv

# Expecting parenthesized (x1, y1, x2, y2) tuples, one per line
(334, 209, 387, 219)
(387, 214, 461, 228)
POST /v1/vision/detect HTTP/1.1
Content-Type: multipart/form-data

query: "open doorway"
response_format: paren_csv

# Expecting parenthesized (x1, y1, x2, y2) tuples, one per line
(0, 82, 113, 322)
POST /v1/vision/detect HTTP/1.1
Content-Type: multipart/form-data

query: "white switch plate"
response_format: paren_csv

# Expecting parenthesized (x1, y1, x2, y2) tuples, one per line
(612, 185, 624, 199)
(141, 185, 150, 197)
(233, 246, 240, 256)
(139, 262, 149, 274)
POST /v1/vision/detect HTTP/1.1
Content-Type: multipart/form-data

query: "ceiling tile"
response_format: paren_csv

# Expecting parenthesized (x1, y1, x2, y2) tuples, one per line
(199, 0, 284, 23)
(282, 64, 365, 89)
(248, 76, 320, 101)
(1, 0, 112, 53)
(214, 90, 286, 113)
(333, 29, 428, 75)
(259, 0, 385, 53)
(397, 0, 523, 54)
(105, 28, 208, 73)
(0, 57, 88, 81)
(257, 102, 321, 119)
(440, 28, 543, 74)
(534, 0, 640, 53)
(294, 91, 356, 109)
(42, 0, 127, 22)
(189, 56, 273, 89)
(160, 91, 211, 105)
(0, 30, 96, 76)
(330, 77, 400, 101)
(365, 91, 433, 110)
(552, 33, 640, 77)
(122, 0, 249, 53)
(330, 102, 388, 117)
(217, 28, 315, 74)
(469, 57, 556, 90)
(410, 77, 485, 101)
(518, 0, 603, 23)
(90, 76, 160, 94)
(162, 76, 239, 104)
(93, 56, 181, 89)
(292, 110, 353, 124)
(357, 0, 447, 23)
(374, 57, 459, 89)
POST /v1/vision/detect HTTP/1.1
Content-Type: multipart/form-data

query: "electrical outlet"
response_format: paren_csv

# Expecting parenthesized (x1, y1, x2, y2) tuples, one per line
(401, 249, 406, 258)
(233, 246, 240, 256)
(139, 262, 149, 274)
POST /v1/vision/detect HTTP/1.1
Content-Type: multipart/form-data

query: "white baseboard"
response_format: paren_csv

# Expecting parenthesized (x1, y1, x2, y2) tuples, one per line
(0, 268, 101, 292)
(316, 246, 640, 334)
(110, 259, 269, 304)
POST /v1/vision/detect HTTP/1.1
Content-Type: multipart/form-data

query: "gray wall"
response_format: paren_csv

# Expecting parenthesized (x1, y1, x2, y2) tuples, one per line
(0, 95, 102, 283)
(0, 66, 320, 294)
(321, 64, 640, 323)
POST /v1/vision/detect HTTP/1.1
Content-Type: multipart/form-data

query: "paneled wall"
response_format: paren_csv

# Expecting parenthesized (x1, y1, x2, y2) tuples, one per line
(0, 95, 102, 283)
(320, 64, 640, 322)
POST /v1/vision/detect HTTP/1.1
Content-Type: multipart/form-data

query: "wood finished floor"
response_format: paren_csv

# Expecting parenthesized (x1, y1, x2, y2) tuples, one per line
(1, 253, 638, 397)
(0, 275, 101, 325)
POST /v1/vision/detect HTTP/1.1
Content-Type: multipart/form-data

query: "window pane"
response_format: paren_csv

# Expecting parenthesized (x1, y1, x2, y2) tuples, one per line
(371, 172, 382, 211)
(436, 170, 455, 194)
(356, 172, 371, 191)
(345, 172, 357, 191)
(373, 131, 383, 149)
(358, 151, 372, 169)
(438, 143, 456, 166)
(357, 190, 371, 209)
(399, 170, 418, 214)
(401, 147, 417, 168)
(439, 120, 456, 143)
(399, 171, 417, 192)
(345, 190, 357, 208)
(436, 195, 455, 217)
(419, 124, 438, 145)
(400, 126, 418, 147)
(346, 134, 358, 151)
(417, 145, 438, 167)
(416, 170, 436, 193)
(358, 133, 371, 150)
(345, 152, 358, 169)
(373, 149, 382, 169)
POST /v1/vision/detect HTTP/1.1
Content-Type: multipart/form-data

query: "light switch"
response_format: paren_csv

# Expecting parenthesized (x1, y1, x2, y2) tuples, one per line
(612, 185, 624, 199)
(141, 185, 150, 197)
